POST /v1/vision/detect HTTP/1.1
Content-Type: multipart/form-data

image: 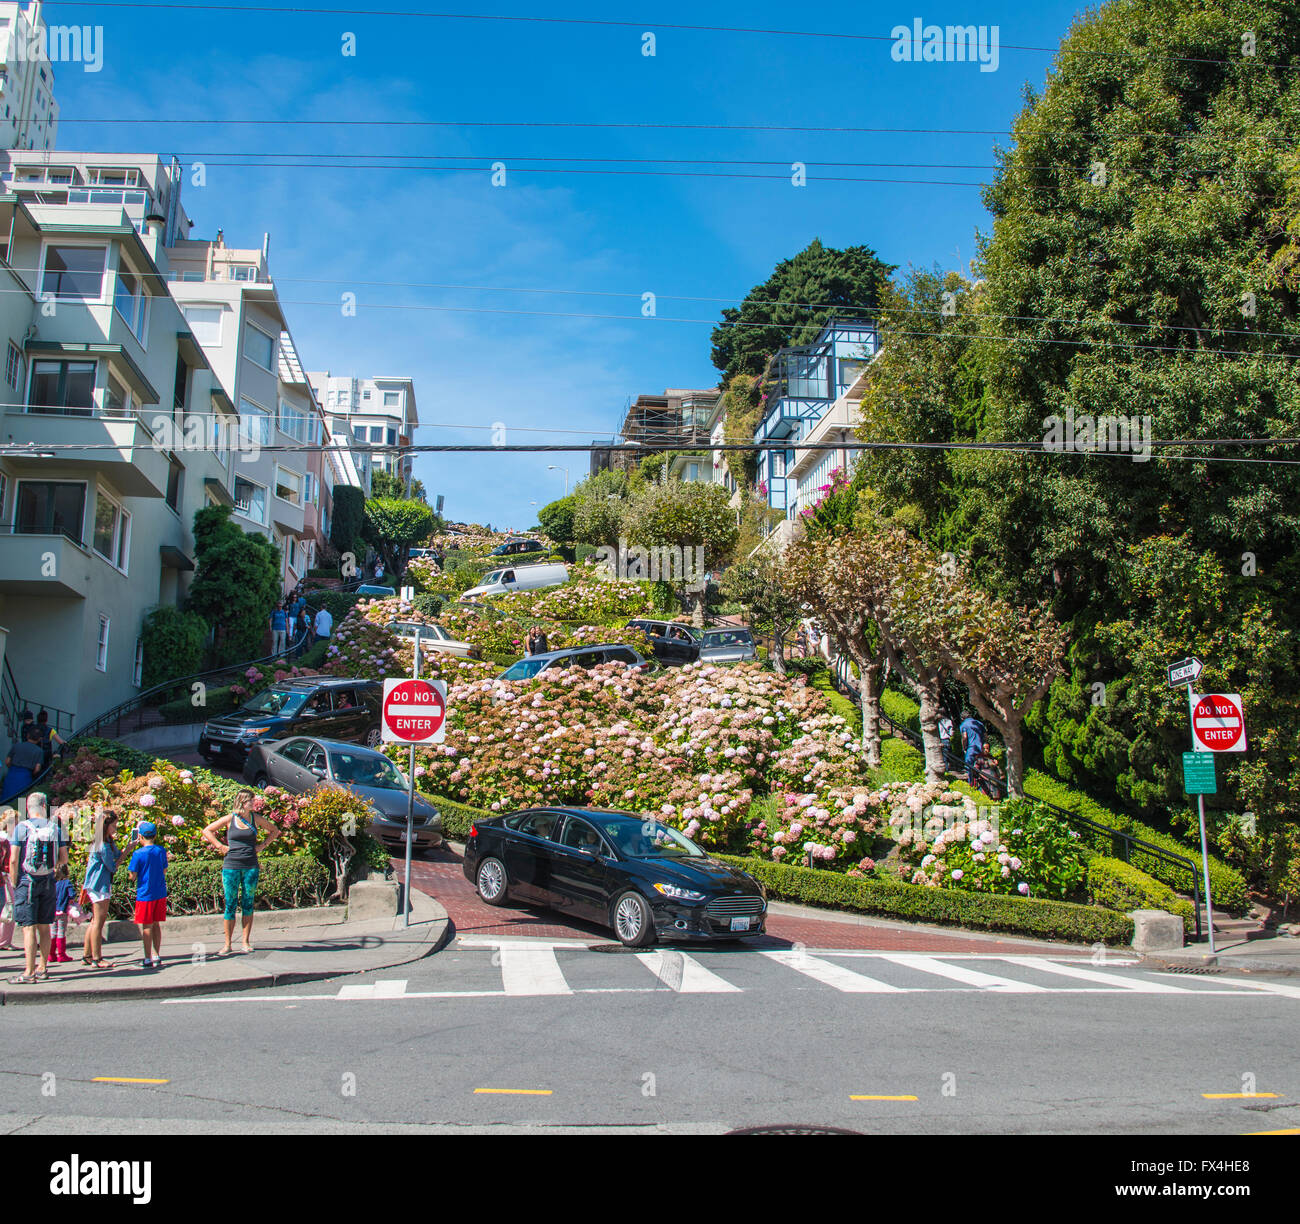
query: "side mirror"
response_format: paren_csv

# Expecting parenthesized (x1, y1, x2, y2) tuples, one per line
(310, 767, 326, 779)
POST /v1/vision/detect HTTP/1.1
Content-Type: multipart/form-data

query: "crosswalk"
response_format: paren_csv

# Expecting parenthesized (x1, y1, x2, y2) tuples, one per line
(167, 938, 1300, 1004)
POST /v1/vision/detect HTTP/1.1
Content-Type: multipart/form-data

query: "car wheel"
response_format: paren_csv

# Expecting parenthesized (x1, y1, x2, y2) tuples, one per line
(365, 727, 382, 749)
(612, 891, 656, 948)
(253, 773, 269, 789)
(476, 857, 509, 905)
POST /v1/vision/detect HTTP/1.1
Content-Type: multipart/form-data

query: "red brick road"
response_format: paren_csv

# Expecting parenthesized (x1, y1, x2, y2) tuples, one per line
(405, 845, 1072, 955)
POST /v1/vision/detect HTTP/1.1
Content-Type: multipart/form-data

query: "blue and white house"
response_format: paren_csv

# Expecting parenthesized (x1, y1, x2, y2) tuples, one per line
(753, 318, 878, 545)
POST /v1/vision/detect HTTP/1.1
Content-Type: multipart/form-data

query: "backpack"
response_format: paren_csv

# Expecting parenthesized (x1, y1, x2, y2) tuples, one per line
(17, 817, 59, 878)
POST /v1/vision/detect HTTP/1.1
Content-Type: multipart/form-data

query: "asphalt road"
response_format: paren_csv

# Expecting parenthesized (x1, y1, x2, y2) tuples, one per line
(3, 940, 1298, 1135)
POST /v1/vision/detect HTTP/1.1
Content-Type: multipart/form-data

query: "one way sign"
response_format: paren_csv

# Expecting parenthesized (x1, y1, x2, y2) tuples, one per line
(1167, 657, 1203, 688)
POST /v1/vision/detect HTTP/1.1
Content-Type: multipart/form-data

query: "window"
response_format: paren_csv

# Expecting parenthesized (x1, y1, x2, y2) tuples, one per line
(304, 472, 318, 506)
(238, 397, 271, 446)
(286, 536, 299, 572)
(92, 489, 131, 572)
(383, 391, 400, 407)
(243, 324, 275, 370)
(274, 466, 302, 506)
(165, 459, 183, 513)
(0, 471, 6, 521)
(133, 638, 144, 687)
(96, 616, 110, 673)
(41, 245, 105, 299)
(182, 305, 223, 345)
(369, 426, 385, 442)
(233, 476, 266, 525)
(386, 429, 397, 446)
(113, 263, 149, 339)
(29, 360, 96, 414)
(278, 398, 313, 444)
(362, 389, 371, 400)
(103, 374, 130, 417)
(229, 264, 256, 281)
(5, 341, 22, 390)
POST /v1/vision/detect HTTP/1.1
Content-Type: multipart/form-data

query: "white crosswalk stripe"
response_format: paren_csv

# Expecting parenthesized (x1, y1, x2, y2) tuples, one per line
(637, 951, 741, 993)
(1012, 957, 1189, 993)
(872, 953, 1049, 992)
(762, 950, 907, 993)
(498, 945, 572, 996)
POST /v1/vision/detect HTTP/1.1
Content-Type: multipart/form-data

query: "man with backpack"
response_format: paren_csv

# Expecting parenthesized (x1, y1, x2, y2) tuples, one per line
(8, 792, 69, 984)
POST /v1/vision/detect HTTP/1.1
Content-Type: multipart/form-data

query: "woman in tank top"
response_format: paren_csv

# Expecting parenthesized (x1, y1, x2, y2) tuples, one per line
(201, 789, 281, 955)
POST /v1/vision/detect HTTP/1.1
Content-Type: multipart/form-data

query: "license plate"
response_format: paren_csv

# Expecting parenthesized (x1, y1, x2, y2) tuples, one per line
(729, 916, 751, 932)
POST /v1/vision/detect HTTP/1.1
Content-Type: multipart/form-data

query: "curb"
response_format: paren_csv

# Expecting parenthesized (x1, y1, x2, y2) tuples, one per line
(1144, 948, 1300, 978)
(0, 890, 451, 1006)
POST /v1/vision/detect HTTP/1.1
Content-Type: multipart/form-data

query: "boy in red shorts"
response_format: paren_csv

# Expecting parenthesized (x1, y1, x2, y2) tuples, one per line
(128, 821, 168, 969)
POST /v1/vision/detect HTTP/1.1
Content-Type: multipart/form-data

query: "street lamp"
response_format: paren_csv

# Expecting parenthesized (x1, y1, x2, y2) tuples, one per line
(546, 464, 569, 496)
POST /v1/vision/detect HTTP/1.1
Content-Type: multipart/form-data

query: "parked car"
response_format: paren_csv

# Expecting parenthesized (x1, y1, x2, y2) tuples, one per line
(464, 808, 767, 946)
(390, 619, 481, 659)
(696, 626, 757, 664)
(242, 735, 443, 852)
(490, 538, 545, 557)
(463, 561, 568, 600)
(198, 678, 383, 767)
(627, 618, 702, 666)
(496, 644, 651, 683)
(356, 584, 397, 597)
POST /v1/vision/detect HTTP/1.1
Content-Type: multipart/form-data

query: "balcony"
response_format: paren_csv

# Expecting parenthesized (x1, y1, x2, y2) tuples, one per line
(3, 409, 171, 498)
(0, 528, 91, 597)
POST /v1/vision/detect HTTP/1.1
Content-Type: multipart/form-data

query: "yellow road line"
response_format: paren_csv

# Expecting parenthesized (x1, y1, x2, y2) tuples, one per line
(92, 1077, 170, 1085)
(850, 1094, 918, 1101)
(1203, 1092, 1279, 1099)
(1245, 1127, 1300, 1135)
(474, 1088, 552, 1096)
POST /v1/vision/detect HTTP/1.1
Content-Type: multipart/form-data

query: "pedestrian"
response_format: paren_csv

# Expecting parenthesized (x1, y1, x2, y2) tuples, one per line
(313, 604, 333, 646)
(294, 608, 312, 657)
(532, 626, 548, 656)
(269, 601, 289, 656)
(51, 863, 75, 962)
(8, 792, 69, 984)
(291, 589, 307, 621)
(127, 820, 168, 970)
(374, 560, 385, 582)
(938, 712, 955, 768)
(960, 709, 986, 787)
(0, 806, 17, 951)
(974, 745, 1004, 798)
(80, 807, 120, 970)
(201, 789, 281, 955)
(35, 711, 64, 770)
(1, 725, 45, 803)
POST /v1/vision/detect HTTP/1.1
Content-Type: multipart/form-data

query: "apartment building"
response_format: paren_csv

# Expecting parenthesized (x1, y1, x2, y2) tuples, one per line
(0, 191, 234, 745)
(0, 2, 58, 152)
(591, 387, 719, 477)
(307, 371, 417, 488)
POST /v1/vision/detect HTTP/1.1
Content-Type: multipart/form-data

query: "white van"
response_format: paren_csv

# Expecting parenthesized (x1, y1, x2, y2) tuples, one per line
(462, 561, 568, 600)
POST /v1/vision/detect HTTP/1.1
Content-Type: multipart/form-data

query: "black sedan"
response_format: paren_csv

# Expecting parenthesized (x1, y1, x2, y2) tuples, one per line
(462, 808, 766, 947)
(243, 736, 443, 852)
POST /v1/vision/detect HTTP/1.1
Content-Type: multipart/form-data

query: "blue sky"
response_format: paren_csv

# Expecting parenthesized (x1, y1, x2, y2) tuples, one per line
(51, 0, 1090, 528)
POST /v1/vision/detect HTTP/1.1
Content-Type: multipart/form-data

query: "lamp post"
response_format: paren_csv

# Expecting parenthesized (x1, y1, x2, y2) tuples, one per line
(546, 464, 569, 496)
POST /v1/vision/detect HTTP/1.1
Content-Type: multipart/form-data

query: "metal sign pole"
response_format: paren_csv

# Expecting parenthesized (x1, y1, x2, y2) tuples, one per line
(404, 626, 421, 928)
(1187, 681, 1215, 953)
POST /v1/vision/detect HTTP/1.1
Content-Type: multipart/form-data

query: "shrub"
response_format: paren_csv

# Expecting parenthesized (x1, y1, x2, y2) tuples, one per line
(717, 854, 1135, 945)
(157, 685, 238, 723)
(1085, 853, 1196, 930)
(140, 606, 208, 689)
(331, 485, 366, 557)
(878, 736, 926, 784)
(421, 792, 492, 841)
(100, 854, 331, 919)
(881, 687, 922, 735)
(304, 589, 366, 625)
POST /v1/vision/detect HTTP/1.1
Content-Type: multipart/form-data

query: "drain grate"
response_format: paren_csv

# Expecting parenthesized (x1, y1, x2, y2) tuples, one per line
(588, 943, 638, 954)
(1241, 1101, 1297, 1113)
(1160, 964, 1224, 975)
(726, 1125, 865, 1136)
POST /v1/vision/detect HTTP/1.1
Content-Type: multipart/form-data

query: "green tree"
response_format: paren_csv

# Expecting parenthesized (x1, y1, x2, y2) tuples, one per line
(140, 606, 208, 688)
(537, 494, 579, 545)
(363, 497, 436, 578)
(719, 374, 765, 487)
(186, 505, 282, 665)
(710, 239, 895, 385)
(330, 485, 366, 567)
(721, 553, 803, 676)
(370, 468, 427, 503)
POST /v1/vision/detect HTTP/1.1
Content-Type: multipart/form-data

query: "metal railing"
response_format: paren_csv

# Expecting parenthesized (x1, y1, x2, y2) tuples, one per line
(828, 658, 1205, 941)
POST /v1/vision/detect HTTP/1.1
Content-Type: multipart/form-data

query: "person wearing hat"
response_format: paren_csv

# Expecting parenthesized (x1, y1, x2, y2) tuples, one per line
(127, 819, 168, 970)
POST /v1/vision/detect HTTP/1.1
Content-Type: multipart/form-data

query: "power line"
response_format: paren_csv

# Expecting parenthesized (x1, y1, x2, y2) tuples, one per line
(57, 3, 1300, 71)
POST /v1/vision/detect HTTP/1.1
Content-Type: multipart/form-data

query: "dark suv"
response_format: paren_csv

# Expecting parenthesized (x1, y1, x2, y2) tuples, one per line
(198, 677, 383, 767)
(626, 618, 702, 666)
(490, 539, 544, 557)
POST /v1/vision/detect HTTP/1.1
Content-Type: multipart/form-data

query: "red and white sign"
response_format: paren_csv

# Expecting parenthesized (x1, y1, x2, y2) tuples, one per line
(1191, 692, 1247, 753)
(382, 678, 446, 744)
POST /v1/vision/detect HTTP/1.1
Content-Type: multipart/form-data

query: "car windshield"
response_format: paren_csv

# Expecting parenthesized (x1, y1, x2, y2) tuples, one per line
(702, 630, 751, 647)
(500, 658, 547, 681)
(604, 819, 706, 859)
(483, 570, 504, 585)
(329, 751, 405, 790)
(241, 687, 308, 715)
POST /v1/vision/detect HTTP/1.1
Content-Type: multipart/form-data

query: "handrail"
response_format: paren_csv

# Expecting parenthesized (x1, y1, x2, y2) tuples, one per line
(828, 660, 1205, 941)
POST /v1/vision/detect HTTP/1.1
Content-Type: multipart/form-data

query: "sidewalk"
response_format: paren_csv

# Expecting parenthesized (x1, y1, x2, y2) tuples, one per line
(0, 888, 449, 1005)
(1146, 914, 1300, 976)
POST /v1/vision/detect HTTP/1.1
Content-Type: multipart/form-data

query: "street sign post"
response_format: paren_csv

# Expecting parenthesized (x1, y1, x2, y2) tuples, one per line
(1167, 657, 1203, 688)
(382, 646, 447, 926)
(1189, 692, 1247, 753)
(1181, 752, 1216, 795)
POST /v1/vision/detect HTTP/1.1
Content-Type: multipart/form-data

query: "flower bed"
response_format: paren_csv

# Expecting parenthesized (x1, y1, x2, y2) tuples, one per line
(493, 574, 652, 622)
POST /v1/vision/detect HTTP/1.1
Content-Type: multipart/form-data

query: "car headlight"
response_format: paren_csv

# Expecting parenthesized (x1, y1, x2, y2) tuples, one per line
(653, 882, 706, 903)
(239, 726, 274, 740)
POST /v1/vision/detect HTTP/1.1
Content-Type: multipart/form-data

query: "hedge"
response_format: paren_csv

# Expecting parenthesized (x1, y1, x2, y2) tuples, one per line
(422, 792, 493, 841)
(1085, 853, 1195, 931)
(1021, 771, 1246, 914)
(101, 853, 331, 919)
(157, 684, 238, 723)
(303, 589, 366, 623)
(881, 687, 922, 735)
(715, 854, 1136, 945)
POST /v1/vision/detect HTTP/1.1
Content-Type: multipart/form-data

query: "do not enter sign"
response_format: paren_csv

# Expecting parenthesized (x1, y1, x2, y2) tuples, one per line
(382, 678, 447, 744)
(1190, 692, 1247, 753)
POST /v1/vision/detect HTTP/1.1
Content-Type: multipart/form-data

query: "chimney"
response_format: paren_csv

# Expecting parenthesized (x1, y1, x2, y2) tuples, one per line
(142, 211, 166, 260)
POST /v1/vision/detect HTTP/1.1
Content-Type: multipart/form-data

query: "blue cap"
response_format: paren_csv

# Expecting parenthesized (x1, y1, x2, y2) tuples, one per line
(137, 821, 157, 837)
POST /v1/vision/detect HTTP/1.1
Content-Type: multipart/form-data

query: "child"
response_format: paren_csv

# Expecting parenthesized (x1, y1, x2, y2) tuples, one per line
(127, 820, 168, 970)
(51, 864, 75, 962)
